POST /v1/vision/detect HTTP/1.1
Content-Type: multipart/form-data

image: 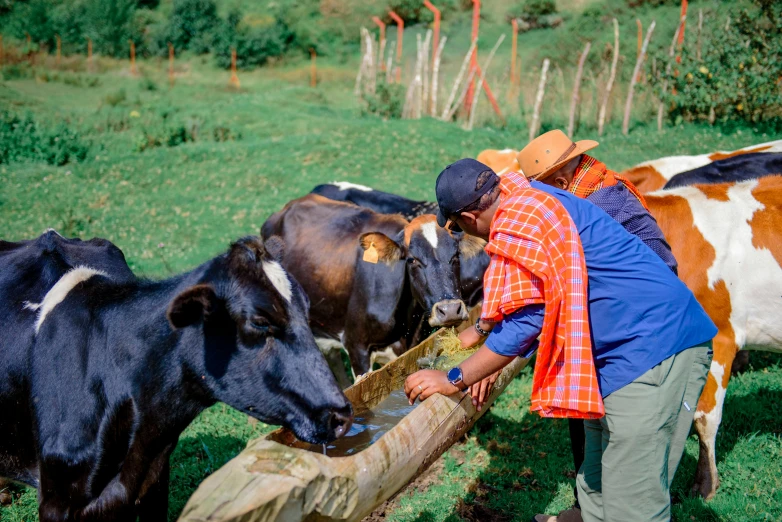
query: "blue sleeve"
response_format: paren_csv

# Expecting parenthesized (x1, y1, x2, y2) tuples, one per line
(587, 185, 679, 275)
(485, 304, 545, 357)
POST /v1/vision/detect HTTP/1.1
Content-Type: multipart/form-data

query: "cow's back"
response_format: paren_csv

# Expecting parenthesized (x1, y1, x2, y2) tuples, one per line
(663, 152, 782, 189)
(262, 195, 407, 333)
(647, 177, 782, 351)
(0, 231, 134, 486)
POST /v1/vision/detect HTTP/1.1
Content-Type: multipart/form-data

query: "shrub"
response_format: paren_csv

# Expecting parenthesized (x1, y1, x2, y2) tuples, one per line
(1, 63, 35, 81)
(0, 112, 89, 166)
(213, 10, 292, 69)
(104, 89, 128, 107)
(507, 0, 557, 21)
(658, 0, 782, 127)
(361, 81, 405, 120)
(161, 0, 220, 55)
(82, 0, 139, 57)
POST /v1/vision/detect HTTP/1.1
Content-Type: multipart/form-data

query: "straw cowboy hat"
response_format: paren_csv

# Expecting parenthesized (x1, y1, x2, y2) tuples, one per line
(517, 130, 599, 181)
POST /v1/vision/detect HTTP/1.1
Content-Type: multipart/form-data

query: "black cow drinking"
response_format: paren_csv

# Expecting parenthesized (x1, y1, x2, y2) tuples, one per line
(0, 231, 351, 521)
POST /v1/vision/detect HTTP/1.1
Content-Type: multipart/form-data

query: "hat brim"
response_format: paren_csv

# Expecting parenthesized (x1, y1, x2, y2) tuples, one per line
(436, 209, 462, 232)
(528, 139, 599, 181)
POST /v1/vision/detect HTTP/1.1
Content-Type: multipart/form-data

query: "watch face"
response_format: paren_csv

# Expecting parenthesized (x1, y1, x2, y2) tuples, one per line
(448, 367, 462, 383)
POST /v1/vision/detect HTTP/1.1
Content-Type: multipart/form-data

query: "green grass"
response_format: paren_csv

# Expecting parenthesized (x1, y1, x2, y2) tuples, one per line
(1, 14, 781, 521)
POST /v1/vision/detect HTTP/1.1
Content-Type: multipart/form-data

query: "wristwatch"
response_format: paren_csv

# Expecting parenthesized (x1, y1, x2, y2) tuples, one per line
(447, 366, 464, 389)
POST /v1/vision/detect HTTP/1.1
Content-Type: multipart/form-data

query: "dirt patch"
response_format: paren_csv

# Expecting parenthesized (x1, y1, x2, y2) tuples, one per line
(455, 495, 511, 522)
(362, 455, 446, 521)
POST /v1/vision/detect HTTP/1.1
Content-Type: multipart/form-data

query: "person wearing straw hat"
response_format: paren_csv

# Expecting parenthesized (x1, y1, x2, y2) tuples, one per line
(404, 157, 715, 522)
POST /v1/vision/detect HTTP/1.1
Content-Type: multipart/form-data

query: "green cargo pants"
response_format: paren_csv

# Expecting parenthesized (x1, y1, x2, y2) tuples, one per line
(576, 343, 712, 522)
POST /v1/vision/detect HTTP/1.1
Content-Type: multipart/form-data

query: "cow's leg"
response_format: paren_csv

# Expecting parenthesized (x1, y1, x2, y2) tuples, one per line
(730, 350, 749, 375)
(137, 458, 170, 522)
(692, 336, 736, 500)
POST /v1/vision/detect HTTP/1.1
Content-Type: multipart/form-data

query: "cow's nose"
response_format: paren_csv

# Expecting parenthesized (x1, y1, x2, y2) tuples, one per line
(328, 405, 354, 439)
(430, 299, 468, 327)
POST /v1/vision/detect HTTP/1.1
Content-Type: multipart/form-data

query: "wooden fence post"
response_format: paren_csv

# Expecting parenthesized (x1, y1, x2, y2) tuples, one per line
(467, 34, 505, 131)
(465, 0, 481, 113)
(430, 35, 447, 117)
(229, 47, 240, 88)
(372, 17, 386, 72)
(658, 16, 684, 132)
(510, 19, 519, 91)
(598, 18, 619, 136)
(168, 42, 174, 86)
(529, 58, 550, 141)
(0, 35, 3, 67)
(56, 34, 61, 66)
(388, 10, 404, 83)
(310, 48, 317, 88)
(423, 0, 440, 73)
(623, 20, 655, 135)
(129, 40, 137, 75)
(87, 37, 92, 71)
(442, 39, 477, 120)
(568, 41, 591, 138)
(677, 0, 688, 63)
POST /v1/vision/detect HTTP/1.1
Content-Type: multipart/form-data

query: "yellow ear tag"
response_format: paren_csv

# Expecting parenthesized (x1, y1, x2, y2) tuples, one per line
(363, 242, 379, 264)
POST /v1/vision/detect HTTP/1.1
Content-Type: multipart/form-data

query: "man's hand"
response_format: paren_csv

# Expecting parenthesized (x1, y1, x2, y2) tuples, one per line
(469, 370, 501, 411)
(404, 370, 461, 405)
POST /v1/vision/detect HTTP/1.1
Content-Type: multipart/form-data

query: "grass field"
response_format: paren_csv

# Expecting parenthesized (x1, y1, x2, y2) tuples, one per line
(1, 16, 781, 521)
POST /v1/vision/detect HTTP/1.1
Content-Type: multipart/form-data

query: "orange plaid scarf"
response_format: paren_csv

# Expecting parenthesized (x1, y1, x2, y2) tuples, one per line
(570, 155, 649, 210)
(481, 172, 604, 419)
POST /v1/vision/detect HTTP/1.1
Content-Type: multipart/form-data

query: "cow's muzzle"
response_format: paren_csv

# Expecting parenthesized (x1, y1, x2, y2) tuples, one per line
(429, 299, 468, 327)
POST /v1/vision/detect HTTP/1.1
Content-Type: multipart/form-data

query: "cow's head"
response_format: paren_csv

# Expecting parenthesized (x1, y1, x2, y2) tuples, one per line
(167, 236, 352, 444)
(359, 215, 479, 327)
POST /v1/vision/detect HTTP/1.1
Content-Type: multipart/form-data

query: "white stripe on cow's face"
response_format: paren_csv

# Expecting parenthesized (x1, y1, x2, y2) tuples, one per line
(331, 181, 373, 192)
(27, 267, 107, 334)
(420, 222, 439, 249)
(262, 260, 292, 303)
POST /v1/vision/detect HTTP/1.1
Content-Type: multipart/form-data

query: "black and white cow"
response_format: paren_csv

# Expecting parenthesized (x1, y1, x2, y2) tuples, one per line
(262, 195, 485, 383)
(663, 152, 782, 190)
(0, 231, 351, 521)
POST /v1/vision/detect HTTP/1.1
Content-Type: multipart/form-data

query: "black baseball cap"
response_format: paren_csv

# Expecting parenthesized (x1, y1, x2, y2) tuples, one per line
(435, 158, 499, 232)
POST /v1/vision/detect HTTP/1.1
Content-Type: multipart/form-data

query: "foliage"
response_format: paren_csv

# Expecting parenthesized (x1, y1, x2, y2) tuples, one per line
(103, 88, 128, 107)
(212, 10, 292, 69)
(361, 81, 406, 120)
(658, 0, 782, 127)
(507, 0, 557, 20)
(157, 0, 220, 55)
(82, 0, 139, 57)
(0, 111, 89, 166)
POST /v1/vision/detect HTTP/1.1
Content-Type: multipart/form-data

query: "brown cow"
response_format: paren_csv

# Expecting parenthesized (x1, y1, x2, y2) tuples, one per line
(646, 176, 782, 499)
(262, 195, 483, 380)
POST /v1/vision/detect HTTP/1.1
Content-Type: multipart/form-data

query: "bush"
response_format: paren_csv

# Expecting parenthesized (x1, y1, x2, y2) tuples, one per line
(160, 0, 220, 55)
(507, 0, 557, 20)
(213, 10, 292, 69)
(104, 89, 128, 107)
(658, 0, 782, 127)
(361, 81, 405, 120)
(82, 0, 139, 57)
(0, 112, 89, 166)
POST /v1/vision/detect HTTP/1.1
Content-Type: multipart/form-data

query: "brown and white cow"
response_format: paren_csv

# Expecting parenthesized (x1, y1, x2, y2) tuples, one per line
(621, 139, 782, 193)
(646, 176, 782, 499)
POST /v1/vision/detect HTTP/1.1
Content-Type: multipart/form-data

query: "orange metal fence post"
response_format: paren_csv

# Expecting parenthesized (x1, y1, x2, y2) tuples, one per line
(423, 0, 440, 72)
(510, 19, 518, 88)
(310, 48, 317, 88)
(465, 0, 480, 112)
(229, 47, 240, 88)
(372, 16, 386, 71)
(388, 10, 404, 83)
(168, 42, 174, 86)
(475, 63, 505, 124)
(676, 0, 688, 63)
(56, 34, 61, 66)
(0, 35, 4, 67)
(129, 40, 137, 75)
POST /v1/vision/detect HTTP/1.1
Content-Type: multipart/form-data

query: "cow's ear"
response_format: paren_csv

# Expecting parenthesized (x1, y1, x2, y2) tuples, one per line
(459, 235, 487, 260)
(168, 284, 218, 329)
(263, 235, 285, 263)
(359, 232, 403, 264)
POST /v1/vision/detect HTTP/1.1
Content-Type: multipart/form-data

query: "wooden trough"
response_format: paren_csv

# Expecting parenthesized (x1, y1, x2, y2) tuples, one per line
(178, 308, 530, 522)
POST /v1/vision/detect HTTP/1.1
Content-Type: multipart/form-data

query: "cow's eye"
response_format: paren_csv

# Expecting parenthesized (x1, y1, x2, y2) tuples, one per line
(249, 316, 275, 335)
(407, 257, 419, 266)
